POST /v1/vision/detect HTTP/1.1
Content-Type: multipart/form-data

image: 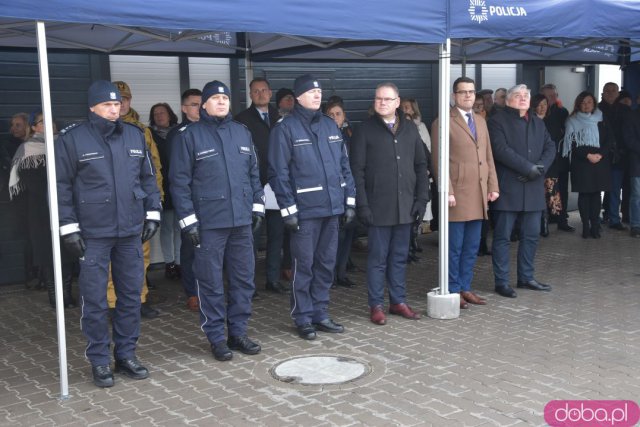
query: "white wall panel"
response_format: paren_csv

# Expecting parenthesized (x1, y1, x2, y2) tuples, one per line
(481, 64, 516, 92)
(188, 57, 230, 92)
(109, 55, 181, 124)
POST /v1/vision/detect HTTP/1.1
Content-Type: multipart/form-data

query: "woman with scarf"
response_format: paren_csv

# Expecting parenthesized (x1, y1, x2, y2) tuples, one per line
(562, 92, 612, 238)
(9, 110, 76, 308)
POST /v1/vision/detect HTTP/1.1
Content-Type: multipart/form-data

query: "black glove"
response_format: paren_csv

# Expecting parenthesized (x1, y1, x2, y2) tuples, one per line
(526, 164, 544, 180)
(410, 201, 426, 224)
(357, 206, 374, 226)
(283, 215, 300, 233)
(517, 175, 530, 183)
(62, 232, 86, 259)
(141, 220, 159, 243)
(184, 226, 200, 247)
(342, 207, 356, 227)
(252, 214, 263, 234)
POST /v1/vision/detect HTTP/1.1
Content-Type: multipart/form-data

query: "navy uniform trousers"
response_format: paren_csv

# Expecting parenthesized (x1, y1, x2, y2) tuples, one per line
(180, 232, 196, 297)
(194, 225, 255, 345)
(491, 210, 542, 287)
(79, 235, 143, 367)
(289, 216, 339, 326)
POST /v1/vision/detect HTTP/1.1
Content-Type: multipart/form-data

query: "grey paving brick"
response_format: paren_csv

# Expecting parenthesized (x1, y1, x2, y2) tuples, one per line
(1, 217, 640, 426)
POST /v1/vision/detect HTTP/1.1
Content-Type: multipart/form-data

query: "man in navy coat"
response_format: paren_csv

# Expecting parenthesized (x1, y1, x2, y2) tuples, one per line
(488, 84, 555, 298)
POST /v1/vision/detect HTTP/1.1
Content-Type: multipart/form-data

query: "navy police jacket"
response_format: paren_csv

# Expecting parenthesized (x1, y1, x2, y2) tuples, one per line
(169, 110, 264, 231)
(267, 104, 356, 220)
(55, 112, 162, 239)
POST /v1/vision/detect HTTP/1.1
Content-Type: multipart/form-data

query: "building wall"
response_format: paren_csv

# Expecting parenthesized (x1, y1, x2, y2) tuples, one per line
(241, 60, 436, 127)
(0, 50, 109, 284)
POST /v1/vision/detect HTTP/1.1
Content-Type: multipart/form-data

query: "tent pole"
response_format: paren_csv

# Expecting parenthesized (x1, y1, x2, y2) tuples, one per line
(427, 38, 459, 319)
(438, 39, 451, 296)
(245, 40, 253, 107)
(36, 20, 70, 400)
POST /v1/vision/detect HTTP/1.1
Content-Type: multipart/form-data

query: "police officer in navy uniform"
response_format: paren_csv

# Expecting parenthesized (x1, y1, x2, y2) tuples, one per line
(55, 80, 162, 388)
(170, 80, 265, 361)
(268, 74, 356, 340)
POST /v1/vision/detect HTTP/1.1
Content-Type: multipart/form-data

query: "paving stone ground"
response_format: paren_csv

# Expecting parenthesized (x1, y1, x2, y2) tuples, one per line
(1, 213, 639, 426)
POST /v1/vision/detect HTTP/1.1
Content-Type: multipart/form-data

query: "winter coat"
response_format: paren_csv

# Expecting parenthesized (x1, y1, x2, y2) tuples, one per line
(350, 110, 429, 226)
(431, 108, 499, 222)
(487, 106, 555, 212)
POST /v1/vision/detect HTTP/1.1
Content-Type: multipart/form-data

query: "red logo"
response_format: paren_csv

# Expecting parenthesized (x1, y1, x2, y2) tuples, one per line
(544, 400, 640, 427)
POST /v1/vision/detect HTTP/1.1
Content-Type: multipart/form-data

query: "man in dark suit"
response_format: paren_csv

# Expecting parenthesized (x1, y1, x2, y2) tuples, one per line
(350, 82, 429, 325)
(488, 84, 556, 298)
(235, 77, 289, 295)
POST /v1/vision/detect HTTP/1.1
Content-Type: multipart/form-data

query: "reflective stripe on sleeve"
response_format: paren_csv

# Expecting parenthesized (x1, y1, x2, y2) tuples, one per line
(179, 214, 198, 229)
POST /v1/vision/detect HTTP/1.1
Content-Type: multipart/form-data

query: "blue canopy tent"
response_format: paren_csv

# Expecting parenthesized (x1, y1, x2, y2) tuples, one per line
(1, 0, 640, 399)
(0, 0, 449, 399)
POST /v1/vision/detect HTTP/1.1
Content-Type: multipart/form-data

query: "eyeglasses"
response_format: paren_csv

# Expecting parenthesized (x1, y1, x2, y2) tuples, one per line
(455, 90, 476, 96)
(34, 120, 44, 125)
(375, 97, 397, 103)
(183, 103, 200, 107)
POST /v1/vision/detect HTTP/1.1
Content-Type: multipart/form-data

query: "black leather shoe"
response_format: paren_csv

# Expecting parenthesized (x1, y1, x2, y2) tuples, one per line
(211, 341, 233, 361)
(557, 223, 575, 232)
(92, 365, 114, 388)
(516, 279, 552, 291)
(609, 222, 627, 231)
(140, 302, 159, 319)
(296, 323, 317, 340)
(335, 277, 356, 288)
(313, 318, 344, 333)
(227, 336, 261, 355)
(115, 358, 149, 380)
(265, 281, 290, 294)
(495, 286, 517, 298)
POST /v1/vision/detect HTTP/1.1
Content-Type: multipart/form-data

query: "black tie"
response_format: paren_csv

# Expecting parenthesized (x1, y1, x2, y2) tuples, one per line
(262, 112, 269, 127)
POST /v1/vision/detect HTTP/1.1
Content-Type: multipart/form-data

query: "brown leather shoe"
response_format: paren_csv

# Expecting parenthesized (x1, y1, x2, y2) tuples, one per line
(460, 291, 486, 305)
(459, 293, 469, 309)
(370, 305, 386, 325)
(281, 269, 293, 281)
(389, 303, 421, 320)
(186, 296, 199, 312)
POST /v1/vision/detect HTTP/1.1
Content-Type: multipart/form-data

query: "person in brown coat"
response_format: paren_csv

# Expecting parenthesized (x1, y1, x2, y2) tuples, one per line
(431, 77, 499, 309)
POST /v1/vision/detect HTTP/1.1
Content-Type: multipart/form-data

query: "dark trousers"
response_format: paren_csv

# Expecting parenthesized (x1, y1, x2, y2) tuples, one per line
(79, 236, 143, 366)
(448, 220, 482, 293)
(265, 210, 287, 284)
(366, 224, 411, 308)
(578, 192, 601, 230)
(609, 167, 624, 225)
(335, 224, 356, 281)
(429, 181, 439, 231)
(289, 216, 339, 326)
(180, 232, 197, 297)
(195, 226, 255, 345)
(492, 211, 541, 287)
(558, 170, 570, 224)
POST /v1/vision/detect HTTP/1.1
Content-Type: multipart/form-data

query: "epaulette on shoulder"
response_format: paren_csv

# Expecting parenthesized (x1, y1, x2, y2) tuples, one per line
(178, 123, 192, 133)
(123, 121, 144, 133)
(59, 122, 80, 135)
(271, 116, 285, 128)
(233, 120, 249, 131)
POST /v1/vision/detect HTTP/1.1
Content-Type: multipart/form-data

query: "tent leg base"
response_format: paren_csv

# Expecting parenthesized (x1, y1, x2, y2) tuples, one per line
(427, 291, 460, 319)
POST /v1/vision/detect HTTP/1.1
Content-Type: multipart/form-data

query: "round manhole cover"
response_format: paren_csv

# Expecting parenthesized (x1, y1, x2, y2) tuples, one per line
(271, 356, 369, 385)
